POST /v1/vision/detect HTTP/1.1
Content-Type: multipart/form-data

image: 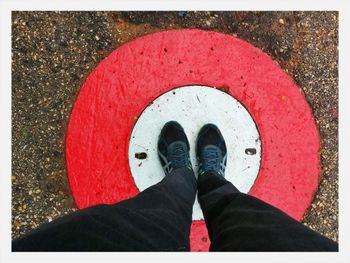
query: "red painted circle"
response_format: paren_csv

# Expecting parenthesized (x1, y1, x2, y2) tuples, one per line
(66, 29, 320, 252)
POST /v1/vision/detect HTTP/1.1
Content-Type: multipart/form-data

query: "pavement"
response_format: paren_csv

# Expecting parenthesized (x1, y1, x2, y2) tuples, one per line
(12, 11, 338, 242)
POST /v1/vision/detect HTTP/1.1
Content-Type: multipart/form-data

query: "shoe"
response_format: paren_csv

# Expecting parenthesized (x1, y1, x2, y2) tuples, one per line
(196, 124, 227, 177)
(158, 121, 193, 175)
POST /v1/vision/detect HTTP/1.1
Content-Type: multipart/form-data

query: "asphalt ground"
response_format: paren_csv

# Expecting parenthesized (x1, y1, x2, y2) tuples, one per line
(12, 11, 338, 242)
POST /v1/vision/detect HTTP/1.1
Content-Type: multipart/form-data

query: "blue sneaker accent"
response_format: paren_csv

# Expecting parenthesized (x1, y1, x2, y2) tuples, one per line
(198, 145, 227, 177)
(158, 121, 192, 176)
(196, 124, 227, 177)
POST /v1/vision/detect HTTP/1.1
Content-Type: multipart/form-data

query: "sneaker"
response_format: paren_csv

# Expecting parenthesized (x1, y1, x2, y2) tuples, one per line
(196, 124, 227, 177)
(158, 121, 193, 175)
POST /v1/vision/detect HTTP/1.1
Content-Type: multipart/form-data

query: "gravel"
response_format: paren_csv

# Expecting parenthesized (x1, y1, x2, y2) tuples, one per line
(12, 11, 338, 242)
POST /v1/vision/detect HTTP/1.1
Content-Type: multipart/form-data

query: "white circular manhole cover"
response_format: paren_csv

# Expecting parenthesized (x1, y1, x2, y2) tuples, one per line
(128, 85, 261, 220)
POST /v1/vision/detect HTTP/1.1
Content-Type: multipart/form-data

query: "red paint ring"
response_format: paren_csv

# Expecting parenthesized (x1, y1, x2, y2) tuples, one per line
(66, 29, 320, 251)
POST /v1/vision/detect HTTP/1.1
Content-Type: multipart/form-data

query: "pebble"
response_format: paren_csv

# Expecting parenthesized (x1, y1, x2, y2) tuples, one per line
(14, 221, 22, 228)
(177, 11, 188, 18)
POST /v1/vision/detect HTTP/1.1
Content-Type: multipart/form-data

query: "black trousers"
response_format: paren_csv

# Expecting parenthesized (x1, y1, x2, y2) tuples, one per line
(12, 168, 338, 251)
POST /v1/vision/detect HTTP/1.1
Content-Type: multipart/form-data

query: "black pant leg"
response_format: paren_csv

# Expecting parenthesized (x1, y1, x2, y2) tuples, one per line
(12, 167, 197, 251)
(198, 173, 338, 251)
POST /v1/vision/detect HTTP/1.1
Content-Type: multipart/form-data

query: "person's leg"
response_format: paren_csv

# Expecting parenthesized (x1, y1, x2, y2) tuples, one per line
(13, 167, 196, 251)
(198, 173, 338, 251)
(196, 123, 338, 251)
(13, 121, 196, 251)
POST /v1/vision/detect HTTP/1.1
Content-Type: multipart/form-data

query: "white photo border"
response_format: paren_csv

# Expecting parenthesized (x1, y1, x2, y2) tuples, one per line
(1, 1, 349, 262)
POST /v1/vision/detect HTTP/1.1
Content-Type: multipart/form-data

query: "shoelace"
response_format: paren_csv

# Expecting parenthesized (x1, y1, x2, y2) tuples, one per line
(203, 148, 221, 171)
(171, 145, 187, 167)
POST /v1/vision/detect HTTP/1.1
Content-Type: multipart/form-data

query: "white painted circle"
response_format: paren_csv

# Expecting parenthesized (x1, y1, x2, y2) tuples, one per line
(128, 86, 261, 220)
